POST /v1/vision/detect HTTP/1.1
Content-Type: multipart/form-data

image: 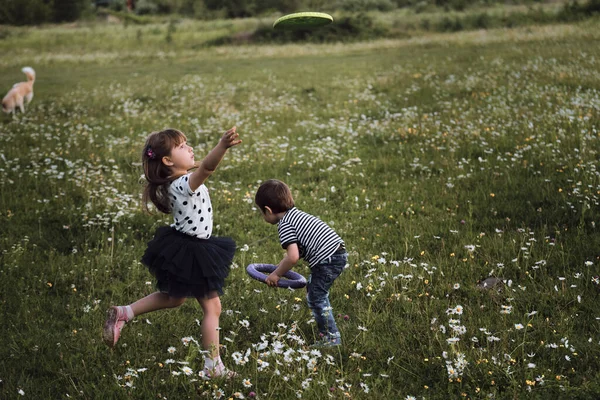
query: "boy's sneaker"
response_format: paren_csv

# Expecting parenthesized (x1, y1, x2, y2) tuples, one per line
(310, 336, 342, 348)
(103, 306, 127, 347)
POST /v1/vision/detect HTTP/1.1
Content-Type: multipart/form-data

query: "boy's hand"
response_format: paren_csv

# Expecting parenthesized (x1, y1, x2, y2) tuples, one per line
(220, 126, 242, 149)
(266, 247, 298, 288)
(266, 272, 280, 287)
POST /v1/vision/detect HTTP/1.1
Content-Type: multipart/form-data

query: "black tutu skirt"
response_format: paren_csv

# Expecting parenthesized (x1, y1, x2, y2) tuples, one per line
(141, 226, 236, 298)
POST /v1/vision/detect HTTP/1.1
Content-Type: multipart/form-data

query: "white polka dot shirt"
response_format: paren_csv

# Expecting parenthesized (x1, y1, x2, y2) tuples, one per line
(169, 173, 213, 238)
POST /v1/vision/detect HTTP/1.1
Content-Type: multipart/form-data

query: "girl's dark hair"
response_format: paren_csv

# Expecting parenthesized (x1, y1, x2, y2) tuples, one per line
(255, 179, 295, 214)
(141, 128, 187, 214)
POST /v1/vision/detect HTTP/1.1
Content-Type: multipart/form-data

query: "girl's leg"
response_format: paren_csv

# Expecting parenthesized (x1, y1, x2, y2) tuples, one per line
(129, 292, 187, 317)
(103, 292, 186, 348)
(196, 293, 235, 378)
(196, 293, 222, 361)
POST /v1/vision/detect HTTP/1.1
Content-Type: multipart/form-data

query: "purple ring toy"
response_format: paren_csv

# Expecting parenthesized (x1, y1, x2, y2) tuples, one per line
(246, 263, 307, 289)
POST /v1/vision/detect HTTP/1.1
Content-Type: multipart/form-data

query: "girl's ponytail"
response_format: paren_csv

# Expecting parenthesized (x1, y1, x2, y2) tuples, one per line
(142, 180, 171, 214)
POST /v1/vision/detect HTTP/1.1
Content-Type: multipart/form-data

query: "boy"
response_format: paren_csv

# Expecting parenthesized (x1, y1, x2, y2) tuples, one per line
(255, 179, 347, 347)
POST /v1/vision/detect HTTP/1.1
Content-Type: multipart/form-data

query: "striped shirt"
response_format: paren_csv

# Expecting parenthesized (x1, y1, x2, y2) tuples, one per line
(277, 207, 344, 267)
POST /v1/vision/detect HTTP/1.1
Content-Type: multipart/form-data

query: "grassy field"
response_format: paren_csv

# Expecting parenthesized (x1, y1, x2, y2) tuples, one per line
(1, 14, 600, 400)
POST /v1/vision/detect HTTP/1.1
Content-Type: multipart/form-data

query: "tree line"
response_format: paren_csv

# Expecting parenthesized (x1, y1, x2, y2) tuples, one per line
(1, 0, 597, 25)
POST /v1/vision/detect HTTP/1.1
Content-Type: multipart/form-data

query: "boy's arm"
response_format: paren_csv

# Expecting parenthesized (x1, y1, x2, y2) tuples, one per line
(266, 243, 300, 287)
(188, 126, 241, 191)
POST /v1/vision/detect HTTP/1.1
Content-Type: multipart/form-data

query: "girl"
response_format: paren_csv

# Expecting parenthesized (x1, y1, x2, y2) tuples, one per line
(103, 127, 241, 379)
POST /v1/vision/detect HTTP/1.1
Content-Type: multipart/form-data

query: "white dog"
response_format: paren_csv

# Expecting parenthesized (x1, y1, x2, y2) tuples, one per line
(2, 67, 36, 114)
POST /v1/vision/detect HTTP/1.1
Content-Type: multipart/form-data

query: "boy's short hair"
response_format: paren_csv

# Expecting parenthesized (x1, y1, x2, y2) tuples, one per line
(255, 179, 295, 214)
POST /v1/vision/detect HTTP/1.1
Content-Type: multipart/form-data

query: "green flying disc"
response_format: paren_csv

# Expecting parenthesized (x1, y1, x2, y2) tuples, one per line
(273, 12, 333, 30)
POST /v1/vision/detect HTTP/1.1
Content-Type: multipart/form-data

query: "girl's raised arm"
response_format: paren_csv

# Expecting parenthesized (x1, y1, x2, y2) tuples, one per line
(188, 126, 241, 191)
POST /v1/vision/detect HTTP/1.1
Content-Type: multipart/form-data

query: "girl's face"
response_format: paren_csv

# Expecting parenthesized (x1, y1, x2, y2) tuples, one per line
(165, 140, 194, 173)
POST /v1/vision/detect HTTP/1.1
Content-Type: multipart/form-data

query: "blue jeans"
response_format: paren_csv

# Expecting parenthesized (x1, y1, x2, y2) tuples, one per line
(307, 252, 347, 340)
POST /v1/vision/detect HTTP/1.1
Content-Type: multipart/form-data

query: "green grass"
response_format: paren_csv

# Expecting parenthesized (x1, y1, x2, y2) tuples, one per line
(1, 14, 600, 400)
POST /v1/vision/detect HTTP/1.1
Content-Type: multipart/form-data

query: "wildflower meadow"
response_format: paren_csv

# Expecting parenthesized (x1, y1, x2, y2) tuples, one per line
(1, 14, 600, 400)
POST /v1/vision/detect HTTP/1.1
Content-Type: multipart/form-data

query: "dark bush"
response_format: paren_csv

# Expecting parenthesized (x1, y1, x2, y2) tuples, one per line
(135, 0, 159, 15)
(0, 0, 53, 25)
(436, 15, 463, 31)
(202, 0, 302, 18)
(558, 0, 600, 21)
(0, 0, 89, 25)
(585, 0, 600, 13)
(470, 12, 491, 29)
(335, 0, 396, 12)
(54, 0, 90, 22)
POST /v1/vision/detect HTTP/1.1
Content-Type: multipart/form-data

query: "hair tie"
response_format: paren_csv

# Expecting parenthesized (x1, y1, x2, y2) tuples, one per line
(146, 146, 156, 160)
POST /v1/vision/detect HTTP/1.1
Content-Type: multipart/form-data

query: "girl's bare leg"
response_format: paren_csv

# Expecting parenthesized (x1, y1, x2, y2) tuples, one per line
(197, 293, 221, 360)
(104, 292, 185, 347)
(130, 292, 186, 317)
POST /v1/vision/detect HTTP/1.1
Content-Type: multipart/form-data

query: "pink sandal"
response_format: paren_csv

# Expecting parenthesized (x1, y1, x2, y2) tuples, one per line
(102, 306, 127, 347)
